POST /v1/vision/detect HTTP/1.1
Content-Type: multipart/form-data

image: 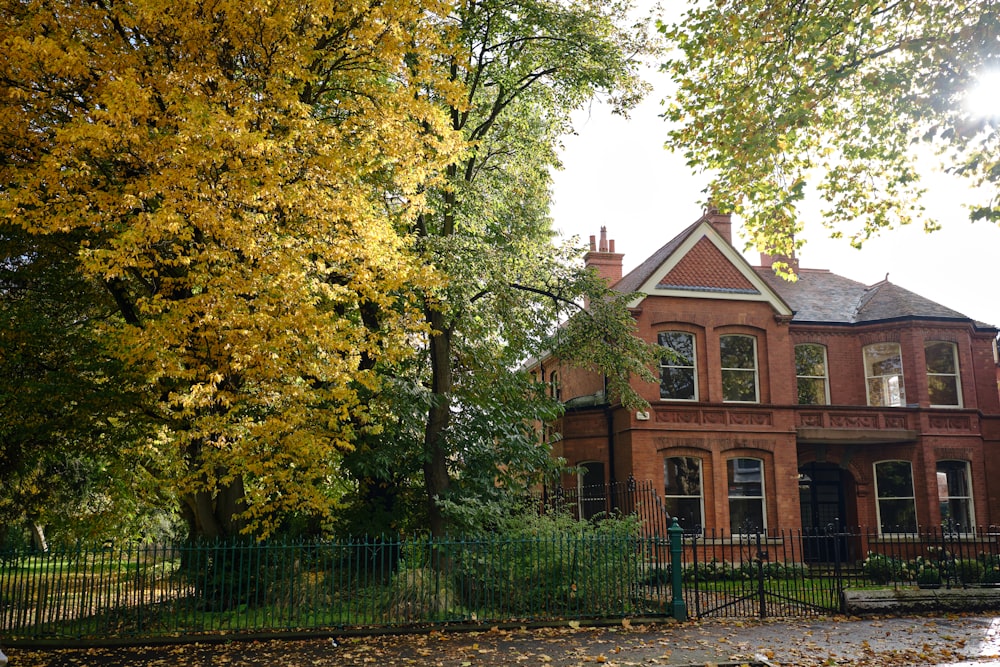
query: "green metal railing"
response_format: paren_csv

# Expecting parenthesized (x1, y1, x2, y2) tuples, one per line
(0, 532, 675, 641)
(10, 525, 993, 641)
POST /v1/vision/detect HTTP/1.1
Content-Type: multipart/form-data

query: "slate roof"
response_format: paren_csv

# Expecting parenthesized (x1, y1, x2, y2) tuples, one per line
(611, 218, 977, 326)
(753, 268, 972, 324)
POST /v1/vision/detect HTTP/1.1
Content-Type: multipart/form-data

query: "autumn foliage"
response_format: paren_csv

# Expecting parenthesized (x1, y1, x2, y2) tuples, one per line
(0, 0, 463, 538)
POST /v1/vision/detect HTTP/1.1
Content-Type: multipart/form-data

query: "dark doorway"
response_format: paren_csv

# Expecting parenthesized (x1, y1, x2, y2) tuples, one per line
(798, 463, 851, 562)
(579, 461, 606, 520)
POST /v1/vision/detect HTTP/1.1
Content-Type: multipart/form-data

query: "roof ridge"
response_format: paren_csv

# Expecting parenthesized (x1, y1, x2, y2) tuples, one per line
(852, 280, 888, 321)
(612, 218, 702, 294)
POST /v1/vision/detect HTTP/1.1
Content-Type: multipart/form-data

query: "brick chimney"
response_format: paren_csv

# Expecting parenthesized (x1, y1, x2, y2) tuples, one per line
(701, 205, 732, 245)
(759, 249, 800, 273)
(583, 226, 624, 285)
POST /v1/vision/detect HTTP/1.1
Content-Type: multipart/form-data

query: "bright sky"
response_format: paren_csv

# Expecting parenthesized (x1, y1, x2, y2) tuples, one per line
(549, 5, 1000, 329)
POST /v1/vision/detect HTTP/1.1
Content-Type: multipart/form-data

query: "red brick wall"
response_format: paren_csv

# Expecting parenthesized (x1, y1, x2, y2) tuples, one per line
(550, 289, 1000, 533)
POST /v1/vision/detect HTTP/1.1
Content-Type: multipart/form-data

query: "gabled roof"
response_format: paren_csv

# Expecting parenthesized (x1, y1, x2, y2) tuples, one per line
(613, 215, 982, 327)
(612, 219, 793, 316)
(753, 268, 972, 324)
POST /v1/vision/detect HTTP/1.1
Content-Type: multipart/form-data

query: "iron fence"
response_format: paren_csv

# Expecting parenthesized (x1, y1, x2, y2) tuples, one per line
(541, 478, 673, 536)
(0, 532, 665, 641)
(680, 526, 1000, 619)
(3, 526, 1000, 641)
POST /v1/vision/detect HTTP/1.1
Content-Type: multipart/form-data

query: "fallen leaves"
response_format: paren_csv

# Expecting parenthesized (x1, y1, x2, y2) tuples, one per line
(7, 613, 999, 667)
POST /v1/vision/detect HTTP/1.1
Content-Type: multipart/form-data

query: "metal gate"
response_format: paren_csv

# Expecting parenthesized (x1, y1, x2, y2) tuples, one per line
(684, 530, 846, 618)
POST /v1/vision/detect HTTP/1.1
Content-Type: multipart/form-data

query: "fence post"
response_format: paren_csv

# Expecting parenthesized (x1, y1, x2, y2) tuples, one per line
(668, 518, 687, 621)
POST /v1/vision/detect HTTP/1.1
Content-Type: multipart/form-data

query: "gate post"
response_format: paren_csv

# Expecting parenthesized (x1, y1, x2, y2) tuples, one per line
(668, 518, 687, 621)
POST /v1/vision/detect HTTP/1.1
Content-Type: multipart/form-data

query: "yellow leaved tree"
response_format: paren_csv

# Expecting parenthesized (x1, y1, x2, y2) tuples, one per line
(0, 0, 463, 539)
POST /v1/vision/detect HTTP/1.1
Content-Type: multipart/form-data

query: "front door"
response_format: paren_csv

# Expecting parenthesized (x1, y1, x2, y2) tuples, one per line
(798, 463, 850, 562)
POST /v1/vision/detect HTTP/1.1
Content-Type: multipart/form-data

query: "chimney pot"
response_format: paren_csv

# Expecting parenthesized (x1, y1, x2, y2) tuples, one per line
(703, 205, 732, 245)
(760, 248, 799, 273)
(583, 227, 624, 287)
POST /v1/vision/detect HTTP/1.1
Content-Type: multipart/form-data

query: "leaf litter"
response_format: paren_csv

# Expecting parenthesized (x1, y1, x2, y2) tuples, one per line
(5, 613, 997, 666)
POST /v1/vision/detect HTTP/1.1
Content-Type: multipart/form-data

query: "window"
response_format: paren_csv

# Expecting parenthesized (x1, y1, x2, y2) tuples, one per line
(874, 461, 917, 534)
(549, 370, 561, 401)
(925, 342, 961, 407)
(795, 344, 830, 405)
(659, 331, 697, 400)
(665, 457, 703, 532)
(864, 343, 905, 407)
(937, 460, 974, 533)
(720, 335, 759, 403)
(728, 458, 765, 533)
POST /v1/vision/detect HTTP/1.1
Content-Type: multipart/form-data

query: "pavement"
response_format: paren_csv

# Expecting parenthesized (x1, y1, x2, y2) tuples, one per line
(6, 613, 1000, 666)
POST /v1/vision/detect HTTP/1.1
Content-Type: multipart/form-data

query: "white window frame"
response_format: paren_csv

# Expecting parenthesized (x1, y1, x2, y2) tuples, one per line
(727, 457, 766, 534)
(864, 342, 906, 407)
(925, 341, 962, 408)
(937, 460, 975, 535)
(720, 334, 759, 403)
(658, 331, 698, 401)
(664, 456, 704, 533)
(874, 460, 918, 535)
(795, 343, 830, 405)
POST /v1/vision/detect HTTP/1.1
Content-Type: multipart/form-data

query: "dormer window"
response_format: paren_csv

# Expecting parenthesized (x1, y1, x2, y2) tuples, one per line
(925, 341, 961, 408)
(864, 342, 905, 407)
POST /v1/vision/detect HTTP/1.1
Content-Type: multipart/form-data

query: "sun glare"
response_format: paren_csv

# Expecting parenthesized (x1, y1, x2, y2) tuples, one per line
(966, 69, 1000, 118)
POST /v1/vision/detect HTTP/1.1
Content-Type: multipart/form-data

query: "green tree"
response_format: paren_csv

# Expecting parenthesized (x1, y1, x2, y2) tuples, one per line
(382, 0, 661, 536)
(0, 226, 164, 547)
(661, 0, 1000, 266)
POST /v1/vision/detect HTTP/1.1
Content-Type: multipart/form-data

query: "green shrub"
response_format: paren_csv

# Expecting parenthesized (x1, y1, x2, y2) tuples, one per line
(683, 559, 738, 582)
(916, 566, 941, 586)
(682, 558, 807, 582)
(980, 554, 1000, 584)
(454, 511, 642, 616)
(954, 558, 984, 584)
(862, 553, 905, 585)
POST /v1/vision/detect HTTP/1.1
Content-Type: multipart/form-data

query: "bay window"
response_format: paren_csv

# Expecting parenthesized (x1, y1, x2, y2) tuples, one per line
(864, 343, 905, 407)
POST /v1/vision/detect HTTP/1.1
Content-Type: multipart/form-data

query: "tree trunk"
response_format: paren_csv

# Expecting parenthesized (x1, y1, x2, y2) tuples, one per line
(181, 469, 248, 540)
(29, 521, 47, 552)
(423, 309, 453, 537)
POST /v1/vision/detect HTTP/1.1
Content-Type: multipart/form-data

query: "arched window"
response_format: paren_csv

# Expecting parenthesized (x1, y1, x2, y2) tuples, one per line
(721, 335, 759, 403)
(874, 460, 917, 534)
(549, 370, 561, 401)
(727, 457, 765, 533)
(925, 341, 961, 407)
(658, 331, 697, 400)
(864, 343, 905, 407)
(665, 456, 703, 532)
(795, 344, 829, 405)
(937, 460, 974, 534)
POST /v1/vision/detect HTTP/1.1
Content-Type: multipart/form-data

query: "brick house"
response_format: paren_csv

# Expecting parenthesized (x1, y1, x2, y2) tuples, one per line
(538, 210, 1000, 546)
